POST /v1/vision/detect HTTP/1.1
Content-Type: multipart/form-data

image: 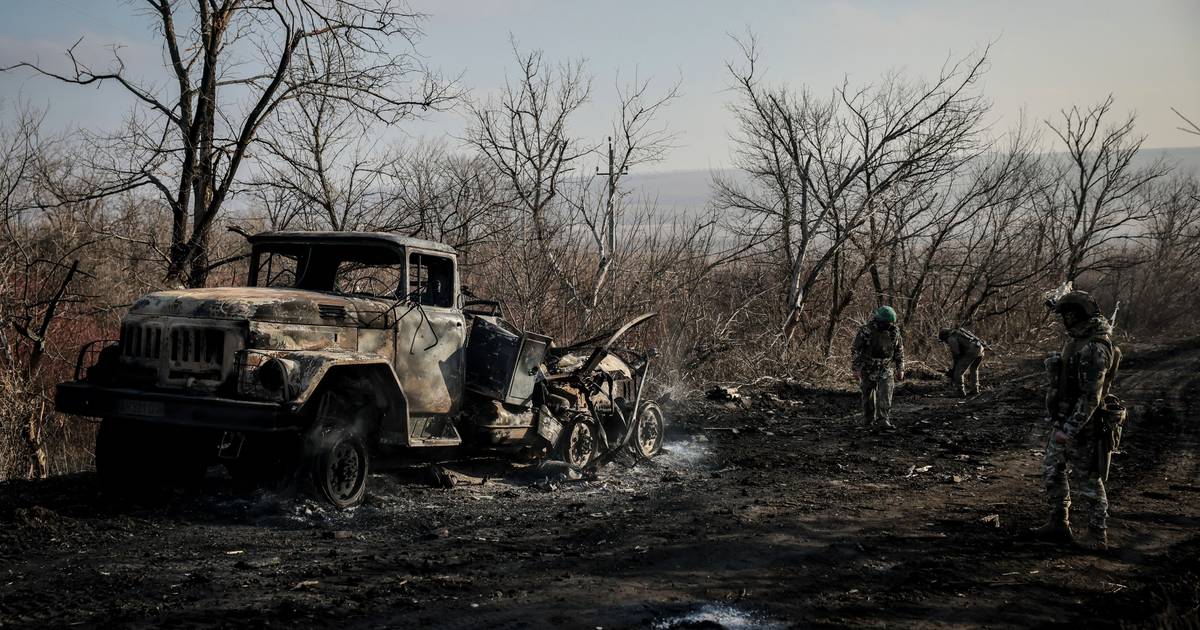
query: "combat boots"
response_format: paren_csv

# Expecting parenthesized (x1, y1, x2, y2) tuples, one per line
(1030, 507, 1074, 543)
(1078, 528, 1108, 552)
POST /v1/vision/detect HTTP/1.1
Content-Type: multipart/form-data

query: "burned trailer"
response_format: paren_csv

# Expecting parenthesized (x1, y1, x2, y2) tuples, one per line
(459, 309, 664, 468)
(55, 231, 665, 509)
(540, 313, 665, 468)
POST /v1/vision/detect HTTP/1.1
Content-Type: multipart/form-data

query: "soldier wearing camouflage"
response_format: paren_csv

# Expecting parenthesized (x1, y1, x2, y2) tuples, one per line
(938, 327, 986, 396)
(1034, 290, 1121, 551)
(852, 306, 906, 428)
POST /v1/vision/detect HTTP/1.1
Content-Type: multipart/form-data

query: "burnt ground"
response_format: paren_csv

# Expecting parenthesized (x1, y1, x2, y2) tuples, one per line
(1, 339, 1199, 629)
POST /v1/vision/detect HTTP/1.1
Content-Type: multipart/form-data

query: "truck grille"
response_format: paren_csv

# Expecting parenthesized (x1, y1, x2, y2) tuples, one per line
(122, 322, 226, 373)
(121, 322, 163, 359)
(169, 326, 226, 371)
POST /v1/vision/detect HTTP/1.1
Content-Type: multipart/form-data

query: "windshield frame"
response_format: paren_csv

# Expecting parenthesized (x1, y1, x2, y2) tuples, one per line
(247, 241, 408, 298)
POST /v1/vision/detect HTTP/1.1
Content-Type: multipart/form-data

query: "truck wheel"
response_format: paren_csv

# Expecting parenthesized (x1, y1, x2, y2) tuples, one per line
(306, 390, 371, 509)
(311, 427, 369, 508)
(96, 418, 143, 497)
(629, 401, 665, 459)
(159, 426, 210, 489)
(97, 420, 207, 498)
(559, 419, 596, 468)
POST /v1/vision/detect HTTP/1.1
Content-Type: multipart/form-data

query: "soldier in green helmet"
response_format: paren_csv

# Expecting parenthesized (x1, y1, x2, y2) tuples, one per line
(851, 306, 906, 428)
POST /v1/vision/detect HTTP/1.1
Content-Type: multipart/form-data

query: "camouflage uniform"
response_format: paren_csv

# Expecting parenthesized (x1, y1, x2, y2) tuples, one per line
(1042, 315, 1118, 533)
(940, 328, 986, 396)
(852, 321, 905, 426)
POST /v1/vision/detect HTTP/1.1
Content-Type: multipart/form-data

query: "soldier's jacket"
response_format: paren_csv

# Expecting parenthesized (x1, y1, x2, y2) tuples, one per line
(1048, 316, 1120, 439)
(944, 328, 985, 357)
(852, 321, 904, 375)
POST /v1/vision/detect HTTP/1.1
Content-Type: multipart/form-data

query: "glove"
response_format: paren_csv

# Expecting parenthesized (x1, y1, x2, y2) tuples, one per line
(1053, 430, 1070, 444)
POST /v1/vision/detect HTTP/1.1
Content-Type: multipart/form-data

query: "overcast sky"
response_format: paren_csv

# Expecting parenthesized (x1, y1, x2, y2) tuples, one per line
(1, 0, 1197, 172)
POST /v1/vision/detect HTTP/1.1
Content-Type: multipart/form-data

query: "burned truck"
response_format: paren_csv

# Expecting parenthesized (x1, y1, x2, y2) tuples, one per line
(55, 231, 664, 507)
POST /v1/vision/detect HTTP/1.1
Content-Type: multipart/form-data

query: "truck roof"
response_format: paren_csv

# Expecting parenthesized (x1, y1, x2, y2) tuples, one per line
(249, 231, 457, 256)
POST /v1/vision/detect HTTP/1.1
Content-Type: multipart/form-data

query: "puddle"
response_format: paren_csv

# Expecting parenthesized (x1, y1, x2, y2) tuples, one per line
(653, 603, 786, 629)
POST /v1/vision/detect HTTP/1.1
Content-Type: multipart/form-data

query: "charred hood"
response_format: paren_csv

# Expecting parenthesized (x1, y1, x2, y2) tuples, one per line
(130, 288, 389, 327)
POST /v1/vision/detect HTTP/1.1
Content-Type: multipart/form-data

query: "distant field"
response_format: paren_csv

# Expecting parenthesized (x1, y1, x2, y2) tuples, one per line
(624, 146, 1200, 215)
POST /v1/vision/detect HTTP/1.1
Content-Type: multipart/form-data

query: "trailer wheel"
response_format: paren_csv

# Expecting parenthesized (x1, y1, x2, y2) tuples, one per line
(629, 401, 665, 459)
(560, 419, 597, 468)
(306, 390, 370, 509)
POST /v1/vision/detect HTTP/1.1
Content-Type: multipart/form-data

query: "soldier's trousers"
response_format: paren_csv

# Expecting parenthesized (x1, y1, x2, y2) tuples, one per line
(950, 352, 983, 395)
(859, 369, 894, 424)
(1042, 425, 1108, 529)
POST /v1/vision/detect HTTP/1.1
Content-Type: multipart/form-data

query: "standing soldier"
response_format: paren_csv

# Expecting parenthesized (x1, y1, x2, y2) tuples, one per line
(852, 306, 906, 429)
(938, 327, 986, 397)
(1032, 291, 1122, 551)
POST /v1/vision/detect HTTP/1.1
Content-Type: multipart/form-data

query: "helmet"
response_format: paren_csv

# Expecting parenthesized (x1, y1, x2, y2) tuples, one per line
(872, 306, 898, 323)
(1053, 291, 1100, 317)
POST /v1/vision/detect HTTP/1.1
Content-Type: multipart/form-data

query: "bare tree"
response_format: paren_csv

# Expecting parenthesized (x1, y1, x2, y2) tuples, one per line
(250, 85, 391, 232)
(0, 107, 96, 479)
(384, 147, 513, 257)
(1120, 174, 1200, 329)
(717, 36, 991, 345)
(3, 0, 456, 287)
(1173, 107, 1200, 137)
(1043, 96, 1170, 281)
(466, 44, 683, 328)
(465, 44, 593, 245)
(897, 121, 1046, 325)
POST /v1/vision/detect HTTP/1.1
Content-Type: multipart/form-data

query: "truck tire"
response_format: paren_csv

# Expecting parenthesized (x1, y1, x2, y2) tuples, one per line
(97, 418, 208, 498)
(305, 390, 371, 509)
(96, 418, 143, 497)
(310, 426, 369, 508)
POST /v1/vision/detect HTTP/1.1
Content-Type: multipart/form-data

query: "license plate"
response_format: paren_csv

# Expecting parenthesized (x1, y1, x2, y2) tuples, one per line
(116, 399, 165, 418)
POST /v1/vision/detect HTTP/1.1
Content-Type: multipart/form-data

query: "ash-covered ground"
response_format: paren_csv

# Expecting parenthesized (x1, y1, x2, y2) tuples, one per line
(2, 340, 1198, 629)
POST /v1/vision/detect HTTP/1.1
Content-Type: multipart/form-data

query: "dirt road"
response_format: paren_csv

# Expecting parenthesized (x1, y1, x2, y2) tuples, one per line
(2, 340, 1198, 629)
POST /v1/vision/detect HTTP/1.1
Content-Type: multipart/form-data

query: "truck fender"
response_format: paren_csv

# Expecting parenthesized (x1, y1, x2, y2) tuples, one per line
(246, 350, 410, 441)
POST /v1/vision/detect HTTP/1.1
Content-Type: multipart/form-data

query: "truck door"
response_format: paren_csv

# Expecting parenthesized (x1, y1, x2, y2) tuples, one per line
(393, 250, 465, 419)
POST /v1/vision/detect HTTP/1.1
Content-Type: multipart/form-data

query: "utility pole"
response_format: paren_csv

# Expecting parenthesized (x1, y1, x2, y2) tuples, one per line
(595, 136, 628, 262)
(585, 136, 629, 314)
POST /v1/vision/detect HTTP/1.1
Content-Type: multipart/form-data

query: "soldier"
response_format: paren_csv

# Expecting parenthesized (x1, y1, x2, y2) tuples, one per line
(938, 327, 986, 397)
(1031, 290, 1122, 551)
(852, 306, 906, 429)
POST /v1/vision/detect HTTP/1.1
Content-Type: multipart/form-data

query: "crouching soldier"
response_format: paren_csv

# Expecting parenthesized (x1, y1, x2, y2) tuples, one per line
(938, 327, 986, 396)
(852, 306, 905, 429)
(1032, 291, 1123, 551)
